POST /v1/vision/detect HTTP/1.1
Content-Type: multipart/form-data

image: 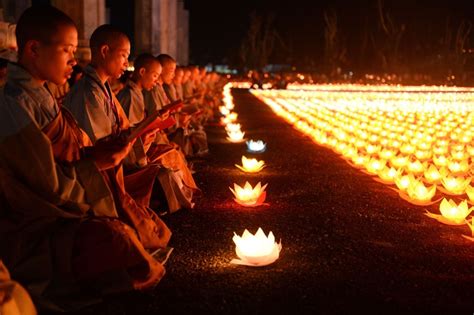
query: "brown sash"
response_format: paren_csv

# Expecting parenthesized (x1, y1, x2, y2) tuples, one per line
(42, 107, 92, 162)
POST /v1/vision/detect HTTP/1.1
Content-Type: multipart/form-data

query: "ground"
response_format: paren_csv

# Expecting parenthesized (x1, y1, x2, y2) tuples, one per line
(65, 89, 474, 315)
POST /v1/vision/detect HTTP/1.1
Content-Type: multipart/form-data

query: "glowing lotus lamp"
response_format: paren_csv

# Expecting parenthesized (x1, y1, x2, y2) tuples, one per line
(365, 158, 386, 175)
(246, 140, 267, 153)
(426, 198, 473, 225)
(395, 173, 416, 192)
(225, 123, 241, 133)
(447, 159, 469, 174)
(219, 106, 230, 116)
(226, 112, 238, 121)
(433, 155, 448, 167)
(466, 185, 474, 202)
(440, 176, 471, 195)
(226, 130, 245, 143)
(463, 218, 474, 242)
(221, 116, 234, 125)
(424, 165, 442, 184)
(390, 155, 408, 168)
(400, 181, 436, 205)
(230, 181, 267, 207)
(377, 166, 398, 184)
(407, 160, 425, 174)
(235, 156, 266, 173)
(231, 228, 282, 266)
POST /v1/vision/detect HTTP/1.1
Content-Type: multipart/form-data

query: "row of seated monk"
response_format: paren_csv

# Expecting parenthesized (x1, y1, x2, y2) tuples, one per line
(0, 5, 227, 313)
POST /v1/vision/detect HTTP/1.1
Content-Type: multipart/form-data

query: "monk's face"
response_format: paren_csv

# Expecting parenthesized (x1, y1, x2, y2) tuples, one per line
(140, 62, 161, 91)
(103, 37, 130, 79)
(161, 61, 176, 85)
(173, 69, 183, 84)
(182, 70, 191, 82)
(35, 25, 78, 85)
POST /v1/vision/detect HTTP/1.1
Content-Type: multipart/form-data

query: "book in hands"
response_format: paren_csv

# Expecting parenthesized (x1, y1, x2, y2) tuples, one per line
(159, 99, 183, 115)
(126, 115, 176, 143)
(126, 100, 183, 143)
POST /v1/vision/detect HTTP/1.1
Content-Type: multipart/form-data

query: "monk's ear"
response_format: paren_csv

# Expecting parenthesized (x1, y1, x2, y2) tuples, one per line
(138, 67, 146, 77)
(24, 40, 41, 58)
(100, 45, 110, 59)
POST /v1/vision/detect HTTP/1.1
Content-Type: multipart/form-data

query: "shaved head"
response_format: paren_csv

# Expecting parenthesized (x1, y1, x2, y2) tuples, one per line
(156, 54, 176, 67)
(16, 5, 76, 57)
(90, 24, 129, 53)
(134, 53, 160, 72)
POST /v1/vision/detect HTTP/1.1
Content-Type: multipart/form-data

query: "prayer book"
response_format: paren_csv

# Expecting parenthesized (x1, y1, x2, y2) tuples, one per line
(126, 100, 183, 143)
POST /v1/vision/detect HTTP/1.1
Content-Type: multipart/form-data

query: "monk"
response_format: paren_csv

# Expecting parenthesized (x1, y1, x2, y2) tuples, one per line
(117, 53, 196, 211)
(0, 6, 170, 310)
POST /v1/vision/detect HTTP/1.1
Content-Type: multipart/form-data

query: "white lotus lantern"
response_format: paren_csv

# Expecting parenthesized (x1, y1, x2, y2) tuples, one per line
(231, 228, 282, 266)
(246, 140, 267, 153)
(219, 106, 230, 116)
(230, 181, 267, 207)
(225, 123, 241, 133)
(226, 130, 245, 143)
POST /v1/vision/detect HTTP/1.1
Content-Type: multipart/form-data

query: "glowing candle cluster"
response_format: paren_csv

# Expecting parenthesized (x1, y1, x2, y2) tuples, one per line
(251, 84, 474, 238)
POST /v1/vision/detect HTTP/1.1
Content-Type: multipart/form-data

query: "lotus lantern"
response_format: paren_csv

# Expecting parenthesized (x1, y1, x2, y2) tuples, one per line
(377, 166, 398, 184)
(231, 228, 282, 266)
(365, 158, 386, 175)
(426, 198, 473, 225)
(235, 156, 266, 173)
(246, 140, 267, 153)
(226, 130, 245, 143)
(400, 180, 437, 205)
(395, 173, 416, 192)
(230, 181, 267, 207)
(390, 155, 408, 168)
(407, 160, 425, 174)
(219, 106, 230, 116)
(440, 176, 471, 195)
(225, 123, 241, 133)
(466, 185, 474, 202)
(447, 159, 469, 175)
(433, 155, 448, 167)
(424, 165, 442, 184)
(463, 218, 474, 242)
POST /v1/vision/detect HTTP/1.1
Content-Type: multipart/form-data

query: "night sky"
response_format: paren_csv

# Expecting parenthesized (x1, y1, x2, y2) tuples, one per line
(185, 0, 474, 71)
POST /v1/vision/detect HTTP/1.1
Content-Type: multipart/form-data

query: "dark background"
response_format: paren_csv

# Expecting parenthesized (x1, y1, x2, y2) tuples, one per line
(184, 0, 474, 73)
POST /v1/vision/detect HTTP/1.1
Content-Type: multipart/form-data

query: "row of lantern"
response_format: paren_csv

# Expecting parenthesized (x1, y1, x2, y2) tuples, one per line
(251, 85, 474, 239)
(220, 82, 281, 266)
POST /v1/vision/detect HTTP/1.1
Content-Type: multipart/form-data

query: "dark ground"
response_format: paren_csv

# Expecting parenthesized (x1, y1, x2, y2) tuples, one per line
(66, 90, 474, 315)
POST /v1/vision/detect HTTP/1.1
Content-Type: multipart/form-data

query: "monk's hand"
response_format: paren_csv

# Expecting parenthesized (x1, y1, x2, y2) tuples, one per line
(141, 129, 157, 147)
(91, 138, 133, 171)
(179, 112, 191, 128)
(161, 110, 170, 120)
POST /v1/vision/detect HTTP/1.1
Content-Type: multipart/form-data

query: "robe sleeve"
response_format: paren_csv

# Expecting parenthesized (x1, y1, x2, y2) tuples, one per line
(117, 88, 142, 127)
(0, 102, 115, 217)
